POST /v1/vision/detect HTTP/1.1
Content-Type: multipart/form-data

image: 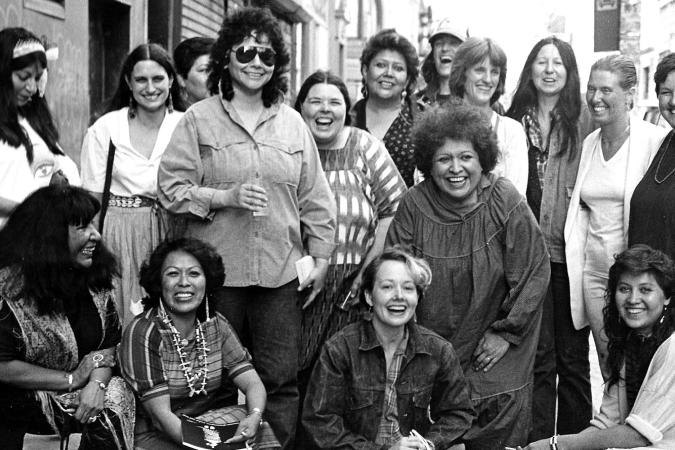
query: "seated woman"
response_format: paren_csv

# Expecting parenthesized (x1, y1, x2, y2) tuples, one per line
(0, 185, 134, 450)
(522, 244, 675, 449)
(119, 238, 279, 449)
(302, 247, 476, 449)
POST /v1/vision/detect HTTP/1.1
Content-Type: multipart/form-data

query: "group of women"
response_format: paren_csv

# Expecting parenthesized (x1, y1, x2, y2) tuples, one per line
(3, 4, 675, 450)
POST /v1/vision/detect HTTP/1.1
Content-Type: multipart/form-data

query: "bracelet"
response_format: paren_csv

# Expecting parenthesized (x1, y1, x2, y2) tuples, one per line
(248, 407, 263, 417)
(65, 372, 73, 392)
(549, 435, 559, 450)
(89, 378, 107, 390)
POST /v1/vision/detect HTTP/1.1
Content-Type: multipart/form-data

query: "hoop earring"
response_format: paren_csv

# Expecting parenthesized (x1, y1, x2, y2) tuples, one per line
(128, 97, 136, 119)
(167, 91, 174, 113)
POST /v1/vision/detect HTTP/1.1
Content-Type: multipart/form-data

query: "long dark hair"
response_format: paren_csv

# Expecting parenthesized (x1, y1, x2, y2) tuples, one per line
(0, 27, 62, 163)
(506, 36, 581, 158)
(139, 238, 225, 322)
(604, 245, 675, 387)
(208, 7, 290, 107)
(0, 186, 118, 315)
(105, 43, 185, 115)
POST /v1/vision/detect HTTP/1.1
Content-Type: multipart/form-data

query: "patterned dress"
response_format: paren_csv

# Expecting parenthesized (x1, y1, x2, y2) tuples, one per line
(300, 127, 406, 370)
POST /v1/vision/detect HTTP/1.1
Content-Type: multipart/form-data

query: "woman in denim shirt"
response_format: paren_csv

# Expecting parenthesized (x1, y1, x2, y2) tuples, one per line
(302, 248, 475, 449)
(157, 7, 336, 449)
(387, 105, 549, 449)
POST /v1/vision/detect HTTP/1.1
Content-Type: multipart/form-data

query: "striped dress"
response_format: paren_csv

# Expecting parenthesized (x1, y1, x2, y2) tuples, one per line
(300, 127, 407, 370)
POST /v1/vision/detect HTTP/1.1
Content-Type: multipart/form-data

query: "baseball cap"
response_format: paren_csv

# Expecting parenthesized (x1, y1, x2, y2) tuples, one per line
(428, 18, 467, 43)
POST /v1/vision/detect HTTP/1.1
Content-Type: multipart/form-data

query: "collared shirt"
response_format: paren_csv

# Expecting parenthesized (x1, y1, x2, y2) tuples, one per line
(302, 319, 475, 449)
(157, 96, 336, 287)
(375, 330, 408, 446)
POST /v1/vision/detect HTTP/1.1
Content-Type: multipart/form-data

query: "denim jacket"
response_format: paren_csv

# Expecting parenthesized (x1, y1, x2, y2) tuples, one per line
(302, 319, 475, 449)
(157, 96, 336, 287)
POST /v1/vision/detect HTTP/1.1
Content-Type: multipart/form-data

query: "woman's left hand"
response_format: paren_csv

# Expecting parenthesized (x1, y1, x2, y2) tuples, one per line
(74, 380, 105, 424)
(299, 258, 329, 309)
(472, 330, 509, 372)
(225, 413, 261, 444)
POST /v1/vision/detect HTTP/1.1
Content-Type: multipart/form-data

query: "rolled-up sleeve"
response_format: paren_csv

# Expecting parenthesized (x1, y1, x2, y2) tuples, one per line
(491, 198, 550, 345)
(157, 112, 219, 220)
(297, 125, 337, 260)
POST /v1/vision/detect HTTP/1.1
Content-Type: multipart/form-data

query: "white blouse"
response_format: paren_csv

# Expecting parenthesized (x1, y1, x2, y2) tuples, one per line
(80, 107, 183, 197)
(490, 111, 528, 195)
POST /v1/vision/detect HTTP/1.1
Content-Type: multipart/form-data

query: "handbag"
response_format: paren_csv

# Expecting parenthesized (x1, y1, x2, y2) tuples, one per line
(98, 140, 116, 231)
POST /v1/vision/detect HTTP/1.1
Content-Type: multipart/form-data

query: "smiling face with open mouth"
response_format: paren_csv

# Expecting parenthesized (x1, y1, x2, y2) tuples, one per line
(463, 57, 500, 109)
(366, 260, 419, 331)
(301, 83, 347, 149)
(68, 220, 100, 269)
(432, 35, 462, 79)
(228, 32, 274, 97)
(126, 60, 172, 114)
(586, 69, 632, 127)
(362, 49, 408, 102)
(431, 138, 483, 208)
(531, 43, 567, 98)
(161, 250, 207, 318)
(615, 271, 671, 336)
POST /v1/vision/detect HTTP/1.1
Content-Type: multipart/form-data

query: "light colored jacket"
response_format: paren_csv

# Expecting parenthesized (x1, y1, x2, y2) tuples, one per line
(564, 116, 668, 329)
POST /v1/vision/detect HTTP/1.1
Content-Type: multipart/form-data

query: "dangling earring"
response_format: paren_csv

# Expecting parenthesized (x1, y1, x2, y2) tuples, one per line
(204, 295, 211, 321)
(128, 97, 136, 119)
(167, 91, 174, 113)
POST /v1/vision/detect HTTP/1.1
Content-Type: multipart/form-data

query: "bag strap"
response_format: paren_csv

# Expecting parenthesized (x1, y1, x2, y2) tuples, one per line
(98, 140, 116, 232)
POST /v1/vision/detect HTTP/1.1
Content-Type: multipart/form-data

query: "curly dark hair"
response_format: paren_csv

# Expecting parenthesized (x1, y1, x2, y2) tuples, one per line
(506, 36, 581, 159)
(0, 27, 63, 163)
(413, 104, 499, 179)
(208, 7, 290, 107)
(0, 185, 118, 315)
(603, 244, 675, 387)
(294, 70, 351, 126)
(360, 246, 432, 306)
(139, 238, 225, 321)
(655, 52, 675, 96)
(359, 28, 419, 99)
(449, 36, 507, 106)
(105, 43, 185, 116)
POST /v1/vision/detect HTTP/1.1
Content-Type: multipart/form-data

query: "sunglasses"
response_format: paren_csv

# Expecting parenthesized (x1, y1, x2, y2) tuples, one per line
(232, 45, 277, 67)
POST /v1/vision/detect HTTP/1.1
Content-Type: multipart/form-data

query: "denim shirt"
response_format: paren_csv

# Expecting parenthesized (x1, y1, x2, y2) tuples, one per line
(302, 319, 475, 449)
(157, 96, 336, 287)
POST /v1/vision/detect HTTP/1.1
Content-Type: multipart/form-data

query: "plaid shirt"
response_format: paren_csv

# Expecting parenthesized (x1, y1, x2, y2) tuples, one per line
(375, 331, 408, 446)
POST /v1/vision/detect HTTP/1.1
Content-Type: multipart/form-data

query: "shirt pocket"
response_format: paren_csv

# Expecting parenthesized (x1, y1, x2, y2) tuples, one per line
(199, 140, 250, 186)
(260, 140, 303, 187)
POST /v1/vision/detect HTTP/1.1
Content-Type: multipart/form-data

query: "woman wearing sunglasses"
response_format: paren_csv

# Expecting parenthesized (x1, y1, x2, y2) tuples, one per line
(157, 7, 336, 450)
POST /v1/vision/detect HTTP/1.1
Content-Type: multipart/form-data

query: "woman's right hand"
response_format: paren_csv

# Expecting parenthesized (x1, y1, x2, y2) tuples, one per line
(233, 183, 268, 212)
(72, 351, 115, 387)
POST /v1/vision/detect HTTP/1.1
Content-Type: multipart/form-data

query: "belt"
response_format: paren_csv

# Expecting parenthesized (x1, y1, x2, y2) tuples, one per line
(108, 194, 157, 208)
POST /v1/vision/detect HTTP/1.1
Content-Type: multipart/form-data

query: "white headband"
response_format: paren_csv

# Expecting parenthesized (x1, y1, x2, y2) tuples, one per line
(12, 40, 46, 59)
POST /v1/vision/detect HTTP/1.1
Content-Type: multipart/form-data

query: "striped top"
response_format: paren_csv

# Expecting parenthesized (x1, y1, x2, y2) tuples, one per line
(120, 307, 253, 416)
(320, 127, 406, 267)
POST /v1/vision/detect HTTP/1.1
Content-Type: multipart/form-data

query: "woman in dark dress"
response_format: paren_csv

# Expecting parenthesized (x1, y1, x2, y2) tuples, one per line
(629, 52, 675, 259)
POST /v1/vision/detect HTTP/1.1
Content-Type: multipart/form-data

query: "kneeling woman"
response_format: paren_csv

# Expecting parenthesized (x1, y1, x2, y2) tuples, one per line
(119, 238, 279, 449)
(0, 185, 134, 449)
(302, 248, 475, 449)
(522, 245, 675, 449)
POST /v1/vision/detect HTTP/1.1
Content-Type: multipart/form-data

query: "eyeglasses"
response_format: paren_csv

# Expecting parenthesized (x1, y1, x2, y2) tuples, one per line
(232, 45, 277, 67)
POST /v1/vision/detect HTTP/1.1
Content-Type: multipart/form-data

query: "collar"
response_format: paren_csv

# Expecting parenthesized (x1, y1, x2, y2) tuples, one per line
(358, 318, 432, 357)
(219, 95, 281, 131)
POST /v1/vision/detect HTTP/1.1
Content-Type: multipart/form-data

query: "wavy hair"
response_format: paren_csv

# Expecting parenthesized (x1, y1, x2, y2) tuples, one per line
(506, 36, 581, 158)
(0, 27, 62, 163)
(413, 104, 499, 179)
(105, 43, 185, 116)
(603, 245, 675, 387)
(294, 70, 352, 126)
(139, 238, 225, 322)
(360, 246, 432, 304)
(359, 28, 419, 99)
(208, 7, 290, 107)
(449, 36, 507, 106)
(0, 186, 118, 315)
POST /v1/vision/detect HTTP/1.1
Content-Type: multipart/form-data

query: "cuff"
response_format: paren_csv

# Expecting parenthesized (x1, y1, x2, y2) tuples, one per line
(492, 329, 523, 346)
(626, 414, 663, 444)
(189, 187, 217, 219)
(307, 240, 336, 260)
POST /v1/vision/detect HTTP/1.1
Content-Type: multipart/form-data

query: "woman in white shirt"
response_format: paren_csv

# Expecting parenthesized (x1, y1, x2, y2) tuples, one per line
(0, 27, 80, 227)
(565, 55, 669, 380)
(522, 244, 675, 449)
(81, 43, 184, 325)
(448, 36, 528, 194)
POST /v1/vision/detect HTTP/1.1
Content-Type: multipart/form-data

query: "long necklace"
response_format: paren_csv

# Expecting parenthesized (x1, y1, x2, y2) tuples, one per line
(159, 305, 209, 397)
(654, 132, 675, 184)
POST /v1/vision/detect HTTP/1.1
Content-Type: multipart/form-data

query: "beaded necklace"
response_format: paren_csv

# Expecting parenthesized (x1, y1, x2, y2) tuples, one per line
(159, 303, 209, 397)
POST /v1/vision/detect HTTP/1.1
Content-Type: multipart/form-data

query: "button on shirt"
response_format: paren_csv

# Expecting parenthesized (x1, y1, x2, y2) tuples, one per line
(158, 96, 336, 287)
